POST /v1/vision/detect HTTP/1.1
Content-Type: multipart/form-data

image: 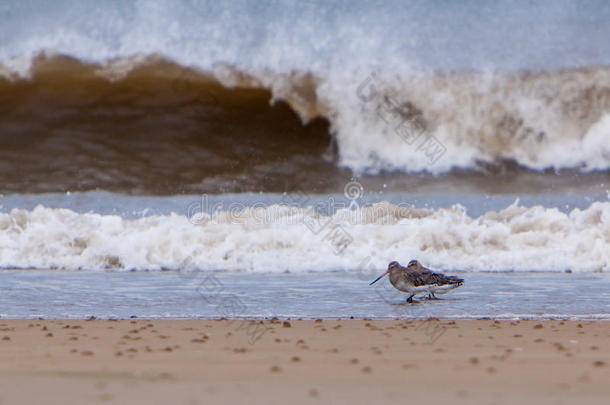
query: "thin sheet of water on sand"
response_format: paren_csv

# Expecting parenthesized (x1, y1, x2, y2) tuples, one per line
(1, 271, 609, 319)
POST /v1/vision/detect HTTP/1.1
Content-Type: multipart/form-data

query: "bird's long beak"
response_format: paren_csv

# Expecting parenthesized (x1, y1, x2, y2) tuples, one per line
(369, 270, 389, 285)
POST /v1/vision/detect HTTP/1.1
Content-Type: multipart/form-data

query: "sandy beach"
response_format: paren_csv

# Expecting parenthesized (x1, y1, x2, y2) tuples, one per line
(0, 318, 608, 404)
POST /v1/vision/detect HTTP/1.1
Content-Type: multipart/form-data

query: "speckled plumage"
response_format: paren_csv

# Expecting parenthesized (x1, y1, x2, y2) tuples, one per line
(370, 260, 464, 302)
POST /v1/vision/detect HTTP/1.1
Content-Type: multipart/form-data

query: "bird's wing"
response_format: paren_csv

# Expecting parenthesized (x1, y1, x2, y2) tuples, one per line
(446, 275, 464, 284)
(411, 269, 461, 286)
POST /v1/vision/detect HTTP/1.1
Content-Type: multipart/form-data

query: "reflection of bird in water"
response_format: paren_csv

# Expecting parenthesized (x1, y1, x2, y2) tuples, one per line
(369, 260, 464, 303)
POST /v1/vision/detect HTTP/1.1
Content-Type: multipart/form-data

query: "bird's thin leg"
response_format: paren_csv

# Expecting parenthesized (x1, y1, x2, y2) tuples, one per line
(430, 292, 438, 300)
(406, 294, 414, 303)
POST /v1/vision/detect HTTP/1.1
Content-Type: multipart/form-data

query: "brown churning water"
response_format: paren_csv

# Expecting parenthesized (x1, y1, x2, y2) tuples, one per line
(0, 56, 336, 194)
(2, 55, 610, 195)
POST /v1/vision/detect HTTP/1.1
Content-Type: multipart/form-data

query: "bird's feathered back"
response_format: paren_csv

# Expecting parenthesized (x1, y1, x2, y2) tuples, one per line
(405, 260, 464, 287)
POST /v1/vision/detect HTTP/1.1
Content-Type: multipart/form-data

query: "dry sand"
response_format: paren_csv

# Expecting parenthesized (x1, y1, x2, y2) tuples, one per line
(0, 318, 608, 404)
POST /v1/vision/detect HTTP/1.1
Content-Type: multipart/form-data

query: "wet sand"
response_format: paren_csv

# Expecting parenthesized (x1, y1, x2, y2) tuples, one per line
(0, 319, 608, 404)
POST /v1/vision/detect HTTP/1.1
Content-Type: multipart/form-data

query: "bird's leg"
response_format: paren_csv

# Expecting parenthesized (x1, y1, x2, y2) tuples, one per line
(406, 294, 414, 303)
(429, 292, 438, 300)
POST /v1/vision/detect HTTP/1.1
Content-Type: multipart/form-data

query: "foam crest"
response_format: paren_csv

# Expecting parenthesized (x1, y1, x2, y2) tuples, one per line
(1, 202, 608, 272)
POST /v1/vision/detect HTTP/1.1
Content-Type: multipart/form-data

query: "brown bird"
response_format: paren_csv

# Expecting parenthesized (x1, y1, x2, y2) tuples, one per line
(369, 260, 464, 303)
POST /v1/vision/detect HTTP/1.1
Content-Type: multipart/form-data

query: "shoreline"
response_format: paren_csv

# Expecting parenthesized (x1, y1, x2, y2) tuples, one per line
(2, 271, 610, 320)
(1, 319, 608, 404)
(3, 316, 610, 321)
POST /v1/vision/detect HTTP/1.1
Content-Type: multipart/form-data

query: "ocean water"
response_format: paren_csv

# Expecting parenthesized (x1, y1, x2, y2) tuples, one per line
(1, 0, 610, 187)
(2, 270, 610, 320)
(1, 1, 609, 318)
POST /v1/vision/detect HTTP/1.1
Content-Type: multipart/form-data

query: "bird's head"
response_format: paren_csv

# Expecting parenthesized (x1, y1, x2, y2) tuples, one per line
(407, 260, 420, 270)
(388, 261, 402, 272)
(369, 261, 402, 285)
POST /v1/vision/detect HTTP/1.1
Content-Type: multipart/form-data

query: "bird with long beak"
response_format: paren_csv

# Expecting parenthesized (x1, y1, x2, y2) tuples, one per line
(369, 260, 464, 303)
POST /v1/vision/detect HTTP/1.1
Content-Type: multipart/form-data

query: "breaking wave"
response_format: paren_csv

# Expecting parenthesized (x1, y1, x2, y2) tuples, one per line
(1, 0, 610, 193)
(1, 201, 608, 272)
(1, 55, 609, 193)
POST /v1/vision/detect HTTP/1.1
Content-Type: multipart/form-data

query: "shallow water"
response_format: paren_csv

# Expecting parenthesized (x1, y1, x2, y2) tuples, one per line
(2, 2, 609, 321)
(1, 270, 609, 320)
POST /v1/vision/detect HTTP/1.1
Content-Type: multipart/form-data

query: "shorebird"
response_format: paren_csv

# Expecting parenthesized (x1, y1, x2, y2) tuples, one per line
(369, 260, 464, 303)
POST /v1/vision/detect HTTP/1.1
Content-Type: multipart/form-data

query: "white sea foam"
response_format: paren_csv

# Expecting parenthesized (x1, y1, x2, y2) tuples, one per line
(318, 70, 610, 174)
(1, 202, 608, 272)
